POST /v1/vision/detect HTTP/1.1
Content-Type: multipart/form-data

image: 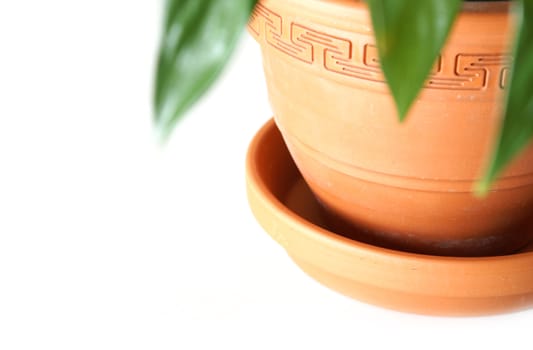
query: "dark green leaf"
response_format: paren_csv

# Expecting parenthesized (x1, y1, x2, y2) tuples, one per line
(366, 0, 462, 120)
(478, 0, 533, 194)
(154, 0, 258, 139)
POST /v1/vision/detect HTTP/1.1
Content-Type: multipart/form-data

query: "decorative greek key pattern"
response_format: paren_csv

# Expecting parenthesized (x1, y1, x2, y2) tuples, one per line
(428, 54, 512, 90)
(249, 3, 511, 90)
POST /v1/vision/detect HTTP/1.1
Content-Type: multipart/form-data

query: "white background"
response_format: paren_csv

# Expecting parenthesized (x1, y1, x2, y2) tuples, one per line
(0, 1, 531, 349)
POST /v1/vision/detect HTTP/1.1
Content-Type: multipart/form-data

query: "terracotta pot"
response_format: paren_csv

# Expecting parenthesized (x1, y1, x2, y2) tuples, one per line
(250, 0, 533, 256)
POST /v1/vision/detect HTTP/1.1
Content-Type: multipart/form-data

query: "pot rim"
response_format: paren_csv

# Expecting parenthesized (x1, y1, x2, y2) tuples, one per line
(310, 0, 511, 13)
(257, 0, 512, 37)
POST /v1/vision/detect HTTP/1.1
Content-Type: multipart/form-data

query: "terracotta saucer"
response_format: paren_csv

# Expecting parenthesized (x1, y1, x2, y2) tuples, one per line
(246, 119, 533, 316)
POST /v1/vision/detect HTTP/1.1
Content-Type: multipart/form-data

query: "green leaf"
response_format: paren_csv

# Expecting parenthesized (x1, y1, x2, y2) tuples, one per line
(478, 0, 533, 194)
(366, 0, 462, 120)
(154, 0, 258, 140)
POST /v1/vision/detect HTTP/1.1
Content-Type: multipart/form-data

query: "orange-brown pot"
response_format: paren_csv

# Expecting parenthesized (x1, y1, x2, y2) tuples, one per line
(250, 0, 533, 256)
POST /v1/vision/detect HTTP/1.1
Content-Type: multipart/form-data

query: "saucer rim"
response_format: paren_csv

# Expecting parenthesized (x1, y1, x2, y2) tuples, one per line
(246, 119, 533, 302)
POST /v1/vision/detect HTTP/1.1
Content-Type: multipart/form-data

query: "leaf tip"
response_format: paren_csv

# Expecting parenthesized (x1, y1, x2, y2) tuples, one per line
(474, 178, 491, 198)
(154, 117, 174, 146)
(394, 97, 412, 123)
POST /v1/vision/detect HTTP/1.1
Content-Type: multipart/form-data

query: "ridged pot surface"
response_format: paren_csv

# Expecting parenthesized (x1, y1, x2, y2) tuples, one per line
(250, 0, 533, 256)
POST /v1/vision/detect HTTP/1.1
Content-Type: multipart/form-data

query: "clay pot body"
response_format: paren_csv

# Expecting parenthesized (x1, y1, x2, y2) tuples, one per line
(250, 0, 533, 256)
